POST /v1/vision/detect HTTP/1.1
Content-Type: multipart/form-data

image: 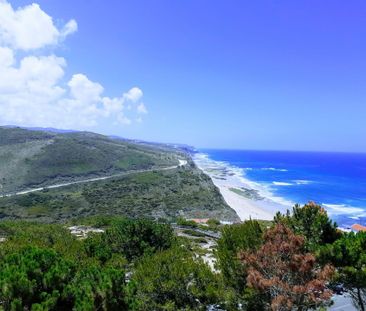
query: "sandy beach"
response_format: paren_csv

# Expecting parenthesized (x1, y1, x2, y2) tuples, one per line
(193, 153, 290, 221)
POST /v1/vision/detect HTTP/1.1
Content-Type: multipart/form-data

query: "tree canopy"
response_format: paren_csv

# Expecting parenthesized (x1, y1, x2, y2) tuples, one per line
(274, 202, 340, 250)
(0, 205, 364, 311)
(128, 246, 223, 310)
(319, 231, 366, 310)
(216, 219, 263, 293)
(240, 224, 334, 311)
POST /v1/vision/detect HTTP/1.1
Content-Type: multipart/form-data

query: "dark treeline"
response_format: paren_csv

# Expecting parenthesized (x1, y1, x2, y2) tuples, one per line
(0, 203, 365, 310)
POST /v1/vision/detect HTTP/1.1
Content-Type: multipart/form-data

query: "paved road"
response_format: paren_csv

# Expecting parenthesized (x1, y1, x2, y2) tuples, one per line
(329, 294, 357, 311)
(0, 160, 187, 198)
(172, 225, 221, 239)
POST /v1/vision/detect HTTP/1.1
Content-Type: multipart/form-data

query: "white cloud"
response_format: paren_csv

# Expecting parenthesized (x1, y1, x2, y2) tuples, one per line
(61, 19, 78, 38)
(118, 115, 132, 125)
(0, 1, 76, 50)
(68, 74, 104, 103)
(123, 87, 143, 102)
(0, 46, 14, 67)
(137, 102, 148, 114)
(0, 0, 146, 129)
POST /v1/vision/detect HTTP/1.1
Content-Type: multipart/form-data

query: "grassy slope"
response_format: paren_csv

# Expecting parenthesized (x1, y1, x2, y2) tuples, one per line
(0, 167, 239, 223)
(0, 127, 239, 222)
(0, 127, 178, 193)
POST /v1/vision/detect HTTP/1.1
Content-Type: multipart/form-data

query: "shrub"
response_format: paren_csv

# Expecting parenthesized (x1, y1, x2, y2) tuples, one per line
(63, 264, 127, 311)
(240, 224, 334, 311)
(128, 246, 222, 310)
(0, 247, 74, 310)
(274, 202, 340, 250)
(319, 231, 366, 310)
(105, 218, 175, 261)
(176, 217, 198, 227)
(216, 220, 263, 292)
(182, 229, 206, 237)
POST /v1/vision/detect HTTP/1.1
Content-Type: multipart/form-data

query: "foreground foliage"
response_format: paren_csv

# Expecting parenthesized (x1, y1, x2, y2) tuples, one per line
(0, 218, 174, 310)
(105, 218, 175, 261)
(240, 224, 334, 311)
(274, 201, 340, 250)
(128, 246, 222, 310)
(0, 203, 364, 310)
(216, 220, 263, 293)
(320, 231, 366, 310)
(0, 247, 74, 309)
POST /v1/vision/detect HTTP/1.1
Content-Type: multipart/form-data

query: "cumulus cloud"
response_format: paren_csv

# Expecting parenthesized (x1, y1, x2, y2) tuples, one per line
(0, 0, 146, 129)
(0, 46, 14, 67)
(123, 87, 143, 103)
(68, 74, 104, 103)
(61, 19, 78, 38)
(0, 1, 76, 50)
(137, 103, 148, 114)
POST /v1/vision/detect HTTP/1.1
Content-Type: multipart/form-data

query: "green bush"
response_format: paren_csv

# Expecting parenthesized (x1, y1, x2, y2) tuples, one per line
(83, 233, 113, 264)
(176, 217, 198, 227)
(0, 221, 81, 260)
(0, 220, 129, 310)
(274, 202, 341, 250)
(206, 218, 221, 230)
(216, 220, 263, 293)
(319, 231, 366, 310)
(128, 246, 222, 310)
(63, 264, 127, 311)
(0, 247, 75, 310)
(182, 229, 206, 237)
(105, 218, 175, 261)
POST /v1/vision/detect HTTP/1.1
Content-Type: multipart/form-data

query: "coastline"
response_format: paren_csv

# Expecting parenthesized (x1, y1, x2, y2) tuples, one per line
(193, 153, 291, 221)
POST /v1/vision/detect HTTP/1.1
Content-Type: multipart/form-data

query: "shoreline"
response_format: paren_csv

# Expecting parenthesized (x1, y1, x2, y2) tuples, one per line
(193, 153, 290, 221)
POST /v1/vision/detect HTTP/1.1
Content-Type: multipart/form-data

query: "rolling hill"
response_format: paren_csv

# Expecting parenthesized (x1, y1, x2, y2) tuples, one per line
(0, 127, 239, 222)
(0, 127, 180, 194)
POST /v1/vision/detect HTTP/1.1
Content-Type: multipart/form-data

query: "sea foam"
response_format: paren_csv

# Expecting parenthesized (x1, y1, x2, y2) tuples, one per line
(272, 181, 293, 186)
(193, 152, 294, 209)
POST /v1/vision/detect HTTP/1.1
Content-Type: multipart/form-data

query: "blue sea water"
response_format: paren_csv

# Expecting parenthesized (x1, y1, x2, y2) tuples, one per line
(200, 149, 366, 228)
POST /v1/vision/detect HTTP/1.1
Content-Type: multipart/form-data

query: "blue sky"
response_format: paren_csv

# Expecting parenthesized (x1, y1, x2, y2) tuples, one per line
(2, 1, 366, 152)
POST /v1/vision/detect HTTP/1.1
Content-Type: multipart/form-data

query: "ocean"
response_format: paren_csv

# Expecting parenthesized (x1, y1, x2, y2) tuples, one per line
(198, 149, 366, 228)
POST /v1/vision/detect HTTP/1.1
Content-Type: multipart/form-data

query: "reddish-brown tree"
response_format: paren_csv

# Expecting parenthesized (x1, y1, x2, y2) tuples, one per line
(239, 224, 334, 311)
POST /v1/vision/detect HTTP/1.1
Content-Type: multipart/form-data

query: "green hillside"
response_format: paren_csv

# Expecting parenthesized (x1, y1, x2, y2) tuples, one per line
(0, 127, 239, 222)
(0, 127, 179, 194)
(0, 168, 238, 222)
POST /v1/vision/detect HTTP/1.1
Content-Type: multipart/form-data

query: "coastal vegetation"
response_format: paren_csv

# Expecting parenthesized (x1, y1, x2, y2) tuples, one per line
(0, 128, 365, 310)
(228, 187, 263, 200)
(319, 231, 366, 310)
(0, 168, 238, 222)
(240, 224, 334, 310)
(274, 202, 341, 250)
(1, 203, 365, 310)
(0, 127, 180, 194)
(0, 127, 238, 222)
